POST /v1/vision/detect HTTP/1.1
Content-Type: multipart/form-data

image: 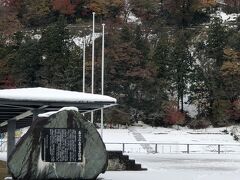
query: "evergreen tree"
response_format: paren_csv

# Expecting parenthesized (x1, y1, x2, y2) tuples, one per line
(189, 64, 210, 117)
(8, 16, 82, 90)
(152, 35, 172, 79)
(18, 0, 52, 27)
(120, 25, 133, 43)
(9, 35, 41, 87)
(207, 18, 228, 68)
(38, 16, 71, 88)
(190, 17, 229, 125)
(171, 31, 193, 112)
(133, 25, 150, 60)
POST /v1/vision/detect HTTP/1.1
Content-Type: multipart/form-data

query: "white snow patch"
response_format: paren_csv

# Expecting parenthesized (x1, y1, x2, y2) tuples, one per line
(214, 10, 240, 22)
(73, 33, 102, 48)
(127, 12, 142, 24)
(183, 95, 198, 117)
(0, 152, 7, 161)
(32, 34, 42, 40)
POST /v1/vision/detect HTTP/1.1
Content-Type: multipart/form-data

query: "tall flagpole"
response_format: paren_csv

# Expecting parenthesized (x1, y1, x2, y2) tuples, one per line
(101, 24, 105, 137)
(91, 12, 95, 123)
(83, 38, 86, 93)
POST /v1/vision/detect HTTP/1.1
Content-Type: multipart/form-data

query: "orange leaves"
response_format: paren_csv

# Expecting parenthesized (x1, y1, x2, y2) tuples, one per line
(0, 0, 20, 7)
(88, 0, 124, 16)
(88, 0, 106, 15)
(224, 48, 240, 61)
(221, 61, 240, 77)
(0, 0, 22, 35)
(0, 75, 16, 88)
(229, 100, 240, 121)
(52, 0, 81, 15)
(220, 61, 240, 101)
(45, 0, 124, 17)
(199, 0, 217, 7)
(224, 0, 240, 7)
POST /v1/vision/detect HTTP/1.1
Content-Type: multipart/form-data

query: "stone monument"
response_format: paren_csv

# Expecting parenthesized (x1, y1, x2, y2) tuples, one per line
(7, 110, 108, 179)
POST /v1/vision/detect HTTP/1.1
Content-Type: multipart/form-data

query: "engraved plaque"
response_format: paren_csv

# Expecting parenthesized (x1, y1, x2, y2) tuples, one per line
(41, 128, 83, 162)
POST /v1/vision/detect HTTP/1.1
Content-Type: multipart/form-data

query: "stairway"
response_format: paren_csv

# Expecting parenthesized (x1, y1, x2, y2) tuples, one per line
(107, 151, 147, 171)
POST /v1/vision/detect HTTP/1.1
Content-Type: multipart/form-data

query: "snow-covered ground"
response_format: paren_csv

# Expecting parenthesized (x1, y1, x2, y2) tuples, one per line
(99, 153, 240, 180)
(99, 125, 240, 180)
(102, 126, 233, 144)
(102, 125, 240, 154)
(0, 152, 6, 161)
(1, 125, 240, 179)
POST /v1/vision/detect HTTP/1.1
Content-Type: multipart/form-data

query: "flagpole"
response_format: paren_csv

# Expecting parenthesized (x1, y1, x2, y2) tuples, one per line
(83, 38, 86, 93)
(91, 12, 95, 123)
(101, 24, 105, 137)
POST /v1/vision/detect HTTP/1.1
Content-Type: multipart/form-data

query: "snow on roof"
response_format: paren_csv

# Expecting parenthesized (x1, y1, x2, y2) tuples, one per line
(0, 87, 117, 103)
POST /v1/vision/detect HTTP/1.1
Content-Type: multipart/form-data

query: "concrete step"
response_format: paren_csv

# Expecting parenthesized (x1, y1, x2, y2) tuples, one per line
(107, 151, 147, 171)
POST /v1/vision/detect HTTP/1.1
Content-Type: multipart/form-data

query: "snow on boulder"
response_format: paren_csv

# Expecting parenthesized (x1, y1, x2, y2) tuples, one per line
(38, 107, 79, 117)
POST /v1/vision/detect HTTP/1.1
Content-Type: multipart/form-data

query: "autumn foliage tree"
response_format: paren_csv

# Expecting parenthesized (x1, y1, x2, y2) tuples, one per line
(221, 61, 240, 102)
(88, 0, 124, 18)
(0, 0, 22, 35)
(52, 0, 82, 15)
(160, 0, 210, 26)
(17, 0, 52, 26)
(228, 100, 240, 122)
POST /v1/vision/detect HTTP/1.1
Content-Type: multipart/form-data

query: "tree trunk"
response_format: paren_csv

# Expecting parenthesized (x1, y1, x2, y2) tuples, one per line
(181, 94, 184, 113)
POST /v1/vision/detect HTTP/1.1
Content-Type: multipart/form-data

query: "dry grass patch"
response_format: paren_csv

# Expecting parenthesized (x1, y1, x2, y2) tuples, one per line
(0, 160, 8, 180)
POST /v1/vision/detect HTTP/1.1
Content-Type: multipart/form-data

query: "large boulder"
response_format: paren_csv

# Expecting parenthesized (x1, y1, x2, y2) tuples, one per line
(8, 110, 108, 179)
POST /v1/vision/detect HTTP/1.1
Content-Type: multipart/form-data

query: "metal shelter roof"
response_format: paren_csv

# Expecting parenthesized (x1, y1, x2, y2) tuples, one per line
(0, 87, 117, 132)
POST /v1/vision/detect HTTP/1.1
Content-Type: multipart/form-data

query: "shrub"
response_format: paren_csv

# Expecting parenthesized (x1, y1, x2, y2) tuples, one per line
(214, 119, 230, 127)
(163, 101, 186, 126)
(222, 129, 229, 134)
(105, 108, 131, 127)
(145, 113, 165, 127)
(228, 100, 240, 123)
(234, 135, 239, 141)
(212, 99, 231, 126)
(188, 118, 211, 129)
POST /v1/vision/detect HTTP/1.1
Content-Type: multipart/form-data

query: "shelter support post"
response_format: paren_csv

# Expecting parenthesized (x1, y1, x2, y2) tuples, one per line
(32, 109, 39, 122)
(7, 119, 16, 160)
(100, 108, 103, 137)
(32, 108, 45, 122)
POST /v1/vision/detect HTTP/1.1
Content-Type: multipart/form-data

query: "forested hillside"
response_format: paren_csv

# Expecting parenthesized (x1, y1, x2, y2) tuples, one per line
(0, 0, 240, 127)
